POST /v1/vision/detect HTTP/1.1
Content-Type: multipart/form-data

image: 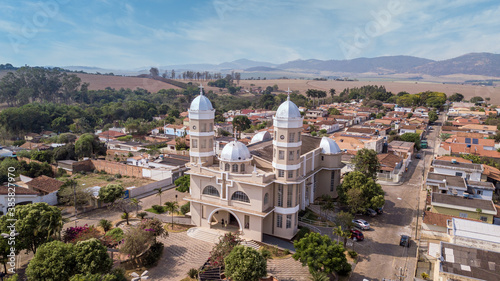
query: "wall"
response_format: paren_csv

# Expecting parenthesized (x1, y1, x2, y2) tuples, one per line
(431, 207, 493, 223)
(90, 160, 144, 178)
(127, 178, 172, 197)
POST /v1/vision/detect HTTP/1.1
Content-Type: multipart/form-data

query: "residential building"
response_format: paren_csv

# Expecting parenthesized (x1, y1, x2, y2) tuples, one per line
(432, 159, 483, 181)
(430, 193, 496, 223)
(387, 141, 415, 159)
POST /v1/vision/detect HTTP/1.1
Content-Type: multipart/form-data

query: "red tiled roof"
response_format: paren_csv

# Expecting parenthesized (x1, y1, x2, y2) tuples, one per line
(98, 130, 126, 138)
(0, 186, 38, 195)
(423, 211, 481, 228)
(26, 175, 64, 194)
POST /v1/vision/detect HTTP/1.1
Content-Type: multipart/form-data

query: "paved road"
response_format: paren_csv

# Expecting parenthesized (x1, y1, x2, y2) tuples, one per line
(350, 121, 440, 281)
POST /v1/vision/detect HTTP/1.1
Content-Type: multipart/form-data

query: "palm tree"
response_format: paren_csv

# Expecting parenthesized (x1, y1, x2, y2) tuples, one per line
(99, 219, 112, 232)
(310, 271, 329, 281)
(154, 188, 164, 205)
(164, 201, 179, 229)
(130, 198, 141, 215)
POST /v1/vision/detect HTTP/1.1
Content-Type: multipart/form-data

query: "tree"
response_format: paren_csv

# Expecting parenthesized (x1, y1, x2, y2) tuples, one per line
(310, 271, 330, 281)
(154, 187, 164, 205)
(0, 203, 63, 254)
(149, 67, 159, 77)
(448, 93, 464, 102)
(346, 188, 365, 215)
(352, 148, 380, 180)
(232, 116, 251, 137)
(400, 133, 421, 150)
(293, 232, 351, 275)
(224, 246, 267, 281)
(428, 110, 438, 123)
(470, 96, 484, 104)
(333, 211, 354, 245)
(337, 171, 385, 212)
(59, 179, 92, 211)
(329, 88, 336, 99)
(130, 198, 141, 215)
(328, 108, 340, 116)
(439, 133, 452, 142)
(120, 227, 153, 262)
(98, 184, 124, 204)
(99, 219, 112, 232)
(26, 241, 76, 280)
(112, 198, 135, 225)
(138, 217, 168, 243)
(164, 201, 179, 229)
(74, 238, 113, 274)
(75, 133, 105, 159)
(175, 174, 190, 192)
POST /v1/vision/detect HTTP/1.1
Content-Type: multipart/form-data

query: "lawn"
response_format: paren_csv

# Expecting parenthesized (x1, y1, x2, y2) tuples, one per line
(57, 172, 155, 188)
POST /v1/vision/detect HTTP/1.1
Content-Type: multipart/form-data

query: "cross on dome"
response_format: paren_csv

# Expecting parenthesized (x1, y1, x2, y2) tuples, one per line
(199, 84, 204, 95)
(286, 87, 292, 101)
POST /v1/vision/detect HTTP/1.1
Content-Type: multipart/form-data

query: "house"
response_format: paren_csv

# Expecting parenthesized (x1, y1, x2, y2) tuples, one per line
(377, 153, 404, 182)
(25, 175, 64, 206)
(426, 173, 468, 196)
(41, 131, 57, 138)
(20, 141, 50, 151)
(164, 124, 190, 137)
(186, 90, 345, 242)
(394, 106, 412, 113)
(399, 125, 418, 135)
(460, 124, 497, 135)
(448, 218, 500, 251)
(0, 185, 39, 215)
(24, 133, 41, 142)
(387, 141, 415, 159)
(466, 181, 495, 200)
(316, 120, 340, 133)
(432, 159, 483, 181)
(107, 140, 149, 152)
(438, 142, 500, 158)
(97, 130, 127, 142)
(430, 193, 496, 223)
(433, 242, 500, 281)
(422, 211, 481, 233)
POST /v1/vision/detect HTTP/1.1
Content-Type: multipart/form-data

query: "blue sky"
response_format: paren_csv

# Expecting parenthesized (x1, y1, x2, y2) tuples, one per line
(1, 0, 499, 69)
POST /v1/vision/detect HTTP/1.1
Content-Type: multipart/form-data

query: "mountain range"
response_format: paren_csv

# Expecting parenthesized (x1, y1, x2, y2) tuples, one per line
(62, 53, 500, 78)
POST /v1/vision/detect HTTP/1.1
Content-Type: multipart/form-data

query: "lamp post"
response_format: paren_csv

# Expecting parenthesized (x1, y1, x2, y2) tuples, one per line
(175, 194, 178, 203)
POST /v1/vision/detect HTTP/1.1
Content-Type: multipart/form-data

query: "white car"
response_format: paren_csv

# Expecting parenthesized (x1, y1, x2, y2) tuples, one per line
(352, 219, 370, 230)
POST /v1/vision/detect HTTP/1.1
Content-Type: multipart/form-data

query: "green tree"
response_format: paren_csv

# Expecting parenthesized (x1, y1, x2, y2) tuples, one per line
(99, 219, 112, 232)
(328, 108, 340, 116)
(232, 116, 251, 137)
(428, 110, 438, 123)
(0, 203, 63, 254)
(138, 217, 168, 243)
(224, 246, 267, 281)
(112, 198, 135, 225)
(120, 227, 153, 262)
(26, 241, 76, 280)
(400, 133, 421, 150)
(75, 133, 105, 159)
(439, 133, 452, 142)
(174, 174, 190, 192)
(448, 93, 464, 102)
(333, 211, 354, 245)
(338, 171, 385, 212)
(293, 232, 351, 275)
(164, 201, 179, 229)
(154, 187, 164, 205)
(130, 198, 141, 215)
(98, 184, 124, 204)
(470, 96, 484, 104)
(352, 148, 380, 179)
(74, 238, 113, 274)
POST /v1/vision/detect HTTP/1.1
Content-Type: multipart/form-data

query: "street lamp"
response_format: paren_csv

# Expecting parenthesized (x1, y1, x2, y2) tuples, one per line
(175, 194, 178, 203)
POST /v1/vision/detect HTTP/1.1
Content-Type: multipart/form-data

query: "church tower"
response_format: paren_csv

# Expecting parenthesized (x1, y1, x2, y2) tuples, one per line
(188, 85, 215, 165)
(272, 88, 303, 181)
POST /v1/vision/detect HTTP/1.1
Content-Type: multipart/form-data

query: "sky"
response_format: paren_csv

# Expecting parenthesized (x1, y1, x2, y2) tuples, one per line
(1, 0, 499, 69)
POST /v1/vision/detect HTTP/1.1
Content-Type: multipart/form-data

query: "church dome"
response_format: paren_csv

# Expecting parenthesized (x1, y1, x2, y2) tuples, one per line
(190, 94, 213, 111)
(220, 141, 252, 162)
(320, 137, 341, 154)
(250, 131, 272, 144)
(275, 97, 301, 119)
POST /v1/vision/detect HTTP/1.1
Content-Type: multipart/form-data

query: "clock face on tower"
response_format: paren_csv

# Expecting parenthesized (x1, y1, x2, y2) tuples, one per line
(192, 125, 196, 130)
(280, 135, 285, 140)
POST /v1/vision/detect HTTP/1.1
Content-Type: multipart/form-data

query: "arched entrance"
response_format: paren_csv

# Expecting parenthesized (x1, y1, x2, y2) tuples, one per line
(207, 207, 242, 232)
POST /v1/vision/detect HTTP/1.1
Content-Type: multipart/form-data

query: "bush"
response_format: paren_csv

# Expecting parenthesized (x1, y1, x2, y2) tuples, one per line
(152, 205, 165, 213)
(188, 268, 198, 279)
(421, 272, 429, 280)
(260, 248, 271, 259)
(348, 250, 358, 258)
(283, 249, 290, 255)
(107, 176, 115, 181)
(99, 219, 112, 232)
(294, 227, 310, 241)
(105, 227, 124, 242)
(99, 170, 107, 174)
(142, 241, 164, 267)
(180, 202, 190, 215)
(137, 212, 148, 219)
(115, 173, 122, 179)
(224, 246, 267, 281)
(57, 168, 67, 177)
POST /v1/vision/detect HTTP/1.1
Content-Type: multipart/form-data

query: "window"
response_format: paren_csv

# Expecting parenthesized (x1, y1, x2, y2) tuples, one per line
(274, 148, 276, 157)
(274, 131, 277, 140)
(288, 170, 293, 178)
(330, 171, 335, 192)
(241, 164, 245, 172)
(203, 185, 220, 197)
(289, 151, 294, 161)
(295, 212, 298, 226)
(244, 215, 250, 229)
(476, 190, 482, 195)
(192, 139, 198, 148)
(277, 185, 283, 207)
(202, 205, 206, 219)
(231, 191, 250, 203)
(296, 169, 299, 177)
(279, 150, 284, 160)
(276, 214, 283, 228)
(459, 212, 468, 218)
(295, 185, 299, 205)
(264, 193, 269, 205)
(456, 172, 463, 177)
(287, 186, 293, 207)
(298, 134, 300, 141)
(232, 164, 238, 172)
(321, 156, 324, 161)
(225, 163, 230, 171)
(286, 214, 292, 229)
(209, 123, 213, 131)
(480, 216, 488, 222)
(202, 123, 207, 132)
(289, 132, 295, 142)
(297, 150, 300, 158)
(278, 170, 284, 177)
(209, 139, 213, 148)
(201, 139, 206, 148)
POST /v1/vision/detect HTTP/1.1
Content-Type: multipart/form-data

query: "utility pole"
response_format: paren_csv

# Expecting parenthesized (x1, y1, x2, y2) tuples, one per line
(396, 266, 406, 281)
(73, 181, 78, 227)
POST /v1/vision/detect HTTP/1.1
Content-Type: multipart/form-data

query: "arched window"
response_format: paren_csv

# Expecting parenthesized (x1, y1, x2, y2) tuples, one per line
(264, 193, 269, 205)
(232, 164, 238, 172)
(231, 191, 250, 203)
(241, 164, 245, 172)
(202, 185, 220, 197)
(225, 163, 230, 171)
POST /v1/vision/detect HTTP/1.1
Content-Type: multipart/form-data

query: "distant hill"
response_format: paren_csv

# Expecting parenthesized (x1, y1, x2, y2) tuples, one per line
(244, 66, 282, 72)
(411, 53, 500, 77)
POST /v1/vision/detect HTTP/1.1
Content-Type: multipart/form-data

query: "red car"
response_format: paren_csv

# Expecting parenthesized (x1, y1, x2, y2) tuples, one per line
(350, 229, 364, 241)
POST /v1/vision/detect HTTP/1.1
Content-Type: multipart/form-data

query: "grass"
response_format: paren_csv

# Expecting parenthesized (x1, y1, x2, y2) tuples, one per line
(145, 207, 166, 214)
(164, 223, 191, 233)
(180, 278, 197, 281)
(58, 172, 154, 189)
(257, 244, 292, 259)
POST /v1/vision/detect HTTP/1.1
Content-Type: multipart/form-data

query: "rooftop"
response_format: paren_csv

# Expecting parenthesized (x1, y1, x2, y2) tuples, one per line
(26, 175, 64, 194)
(451, 218, 500, 244)
(440, 242, 500, 281)
(432, 159, 483, 173)
(426, 173, 467, 189)
(431, 193, 496, 213)
(248, 135, 322, 162)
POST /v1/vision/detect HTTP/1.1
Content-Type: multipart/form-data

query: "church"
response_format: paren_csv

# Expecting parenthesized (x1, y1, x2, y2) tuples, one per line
(185, 86, 344, 242)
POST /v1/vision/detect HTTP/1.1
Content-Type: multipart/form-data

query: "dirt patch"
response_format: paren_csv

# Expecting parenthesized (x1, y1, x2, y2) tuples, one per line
(75, 73, 182, 92)
(164, 223, 192, 233)
(58, 172, 155, 189)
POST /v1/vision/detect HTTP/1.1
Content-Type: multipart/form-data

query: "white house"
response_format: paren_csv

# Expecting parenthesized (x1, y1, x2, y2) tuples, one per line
(432, 159, 483, 182)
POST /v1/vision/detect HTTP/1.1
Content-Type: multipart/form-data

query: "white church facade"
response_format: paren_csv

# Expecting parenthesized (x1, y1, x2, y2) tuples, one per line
(186, 87, 344, 241)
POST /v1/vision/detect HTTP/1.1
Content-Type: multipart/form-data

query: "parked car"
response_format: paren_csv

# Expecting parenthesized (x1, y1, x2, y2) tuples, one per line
(350, 229, 364, 241)
(352, 219, 370, 230)
(400, 235, 410, 247)
(365, 208, 377, 217)
(415, 153, 421, 159)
